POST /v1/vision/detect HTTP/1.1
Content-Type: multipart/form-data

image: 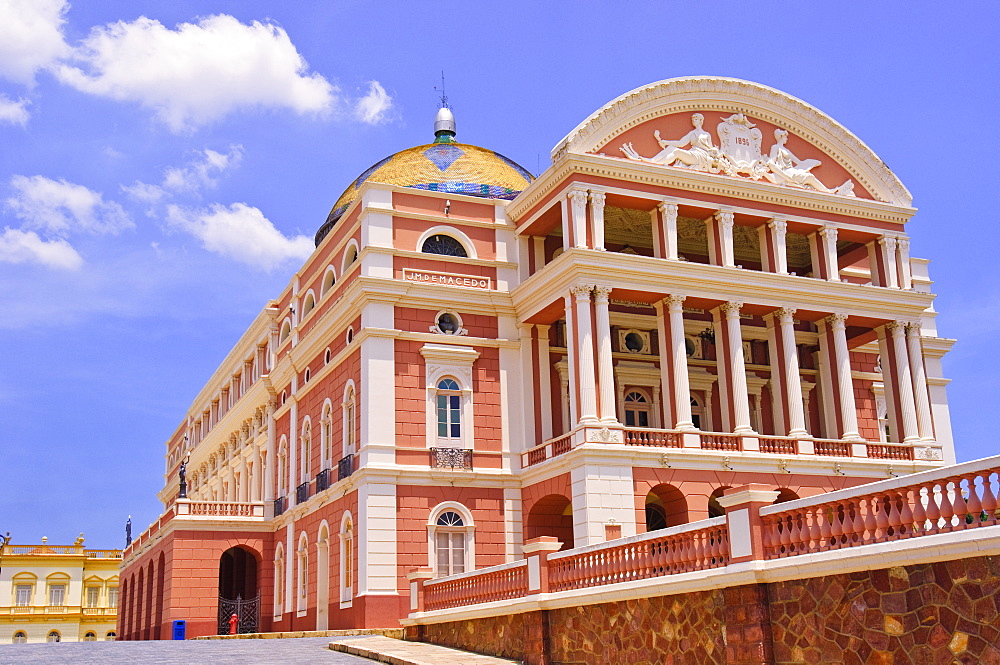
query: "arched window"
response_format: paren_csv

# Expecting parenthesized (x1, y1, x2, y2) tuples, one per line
(690, 395, 705, 430)
(300, 419, 312, 483)
(340, 513, 354, 605)
(273, 544, 284, 615)
(46, 631, 60, 643)
(421, 234, 468, 257)
(321, 267, 336, 296)
(321, 400, 334, 469)
(428, 504, 475, 577)
(623, 390, 651, 427)
(302, 291, 316, 317)
(279, 319, 291, 343)
(436, 379, 462, 441)
(342, 242, 359, 273)
(343, 384, 357, 455)
(105, 631, 116, 641)
(278, 437, 288, 495)
(83, 632, 97, 641)
(296, 534, 308, 613)
(12, 632, 26, 644)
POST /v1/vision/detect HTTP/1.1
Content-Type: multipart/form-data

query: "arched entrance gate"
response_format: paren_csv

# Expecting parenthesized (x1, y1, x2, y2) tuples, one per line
(218, 546, 260, 635)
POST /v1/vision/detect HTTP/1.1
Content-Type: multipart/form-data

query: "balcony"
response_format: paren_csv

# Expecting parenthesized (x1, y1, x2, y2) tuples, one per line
(521, 426, 926, 468)
(430, 447, 474, 470)
(273, 496, 286, 517)
(296, 482, 310, 505)
(337, 454, 355, 481)
(315, 468, 331, 493)
(174, 499, 266, 519)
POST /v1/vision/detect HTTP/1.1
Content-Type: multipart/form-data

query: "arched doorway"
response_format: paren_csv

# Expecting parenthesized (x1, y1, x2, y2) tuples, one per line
(708, 486, 732, 518)
(525, 494, 574, 550)
(218, 546, 259, 635)
(316, 525, 330, 631)
(645, 484, 688, 531)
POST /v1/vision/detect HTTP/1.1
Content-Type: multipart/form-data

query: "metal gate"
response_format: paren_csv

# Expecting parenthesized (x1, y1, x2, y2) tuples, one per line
(217, 591, 260, 635)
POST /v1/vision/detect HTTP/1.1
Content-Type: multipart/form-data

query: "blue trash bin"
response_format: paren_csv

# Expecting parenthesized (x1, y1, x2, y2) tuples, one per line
(171, 620, 186, 640)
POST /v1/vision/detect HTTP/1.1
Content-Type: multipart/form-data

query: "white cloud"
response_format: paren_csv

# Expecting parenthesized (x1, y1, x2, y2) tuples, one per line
(166, 202, 313, 270)
(0, 227, 82, 269)
(124, 145, 243, 205)
(354, 81, 392, 124)
(56, 14, 336, 132)
(0, 0, 70, 84)
(0, 94, 30, 125)
(5, 175, 134, 236)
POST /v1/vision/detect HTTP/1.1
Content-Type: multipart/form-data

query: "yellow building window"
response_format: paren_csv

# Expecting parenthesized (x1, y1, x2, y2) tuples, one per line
(86, 587, 100, 607)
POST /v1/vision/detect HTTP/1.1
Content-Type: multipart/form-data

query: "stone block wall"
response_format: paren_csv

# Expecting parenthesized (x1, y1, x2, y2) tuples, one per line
(409, 554, 1000, 665)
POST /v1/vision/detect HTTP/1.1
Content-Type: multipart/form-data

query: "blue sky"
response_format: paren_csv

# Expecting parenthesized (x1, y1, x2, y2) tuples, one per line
(1, 1, 998, 548)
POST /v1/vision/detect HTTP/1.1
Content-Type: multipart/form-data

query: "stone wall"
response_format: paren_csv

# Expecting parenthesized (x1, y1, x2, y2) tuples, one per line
(409, 554, 1000, 665)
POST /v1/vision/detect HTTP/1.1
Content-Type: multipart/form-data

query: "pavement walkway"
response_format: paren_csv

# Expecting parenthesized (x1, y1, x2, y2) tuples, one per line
(330, 636, 520, 665)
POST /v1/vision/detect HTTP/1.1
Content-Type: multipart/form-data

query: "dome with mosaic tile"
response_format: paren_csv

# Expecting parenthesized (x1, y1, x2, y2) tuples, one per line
(315, 107, 534, 245)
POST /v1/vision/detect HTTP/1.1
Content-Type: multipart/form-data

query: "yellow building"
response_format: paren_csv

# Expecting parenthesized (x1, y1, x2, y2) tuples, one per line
(0, 535, 121, 643)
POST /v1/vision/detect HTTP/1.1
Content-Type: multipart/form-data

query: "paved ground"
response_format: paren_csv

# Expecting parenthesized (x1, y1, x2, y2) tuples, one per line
(332, 636, 520, 665)
(0, 635, 375, 665)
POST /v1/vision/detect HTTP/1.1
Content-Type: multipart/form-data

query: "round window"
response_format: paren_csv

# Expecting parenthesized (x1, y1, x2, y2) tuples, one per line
(624, 332, 645, 353)
(437, 313, 458, 334)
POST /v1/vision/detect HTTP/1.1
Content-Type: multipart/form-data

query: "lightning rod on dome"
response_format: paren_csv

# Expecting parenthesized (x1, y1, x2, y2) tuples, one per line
(433, 71, 457, 143)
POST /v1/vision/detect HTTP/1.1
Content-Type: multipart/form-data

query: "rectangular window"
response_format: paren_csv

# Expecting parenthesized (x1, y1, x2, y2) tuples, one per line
(49, 584, 65, 606)
(14, 584, 31, 606)
(449, 395, 461, 438)
(86, 587, 100, 607)
(107, 587, 118, 608)
(437, 395, 449, 437)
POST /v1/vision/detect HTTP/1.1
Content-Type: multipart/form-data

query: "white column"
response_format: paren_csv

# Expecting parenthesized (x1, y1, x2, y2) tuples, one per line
(820, 225, 840, 281)
(593, 285, 617, 424)
(569, 189, 589, 249)
(518, 323, 537, 449)
(716, 210, 736, 268)
(905, 323, 934, 441)
(723, 301, 753, 434)
(827, 313, 862, 441)
(560, 198, 571, 251)
(264, 399, 276, 502)
(897, 237, 913, 290)
(777, 308, 808, 437)
(666, 295, 695, 430)
(889, 322, 920, 443)
(659, 201, 679, 260)
(879, 236, 899, 288)
(537, 325, 553, 441)
(571, 284, 599, 424)
(589, 191, 606, 251)
(769, 218, 788, 274)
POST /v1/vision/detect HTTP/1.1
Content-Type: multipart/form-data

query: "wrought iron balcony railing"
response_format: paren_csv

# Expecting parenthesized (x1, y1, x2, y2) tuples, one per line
(273, 496, 286, 517)
(296, 482, 310, 505)
(430, 447, 474, 470)
(315, 468, 331, 493)
(338, 454, 354, 481)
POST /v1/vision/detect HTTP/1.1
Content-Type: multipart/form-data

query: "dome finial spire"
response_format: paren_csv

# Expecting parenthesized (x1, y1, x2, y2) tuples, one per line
(433, 71, 456, 143)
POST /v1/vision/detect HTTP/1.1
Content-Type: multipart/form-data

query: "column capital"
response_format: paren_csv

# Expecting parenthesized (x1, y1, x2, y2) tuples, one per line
(885, 320, 907, 335)
(878, 235, 898, 250)
(568, 189, 589, 206)
(768, 218, 788, 233)
(658, 200, 679, 216)
(896, 236, 910, 251)
(819, 224, 838, 240)
(663, 293, 686, 311)
(824, 312, 848, 329)
(904, 321, 922, 334)
(570, 283, 593, 301)
(776, 306, 797, 323)
(715, 209, 735, 228)
(721, 300, 744, 317)
(588, 190, 606, 206)
(592, 285, 613, 302)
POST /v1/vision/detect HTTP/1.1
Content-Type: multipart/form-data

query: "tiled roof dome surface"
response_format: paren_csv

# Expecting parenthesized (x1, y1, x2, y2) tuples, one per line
(315, 141, 533, 245)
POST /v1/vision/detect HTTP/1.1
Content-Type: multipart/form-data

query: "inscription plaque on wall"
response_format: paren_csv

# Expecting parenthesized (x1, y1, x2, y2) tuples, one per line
(402, 269, 491, 290)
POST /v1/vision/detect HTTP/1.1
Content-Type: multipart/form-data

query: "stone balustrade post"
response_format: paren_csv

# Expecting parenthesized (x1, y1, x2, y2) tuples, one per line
(407, 568, 435, 614)
(523, 536, 563, 594)
(717, 484, 780, 564)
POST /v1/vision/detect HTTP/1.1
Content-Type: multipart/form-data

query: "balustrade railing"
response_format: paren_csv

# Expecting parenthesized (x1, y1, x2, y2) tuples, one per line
(623, 428, 682, 447)
(759, 437, 797, 455)
(521, 432, 575, 468)
(760, 457, 1000, 559)
(699, 432, 742, 451)
(866, 443, 914, 460)
(423, 560, 529, 611)
(547, 519, 729, 592)
(813, 439, 853, 457)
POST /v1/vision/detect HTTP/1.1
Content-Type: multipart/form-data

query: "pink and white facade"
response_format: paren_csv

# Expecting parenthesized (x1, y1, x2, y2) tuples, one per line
(118, 77, 955, 639)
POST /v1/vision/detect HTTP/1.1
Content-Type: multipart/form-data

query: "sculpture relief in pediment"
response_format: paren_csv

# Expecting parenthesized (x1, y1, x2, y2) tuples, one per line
(618, 112, 856, 197)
